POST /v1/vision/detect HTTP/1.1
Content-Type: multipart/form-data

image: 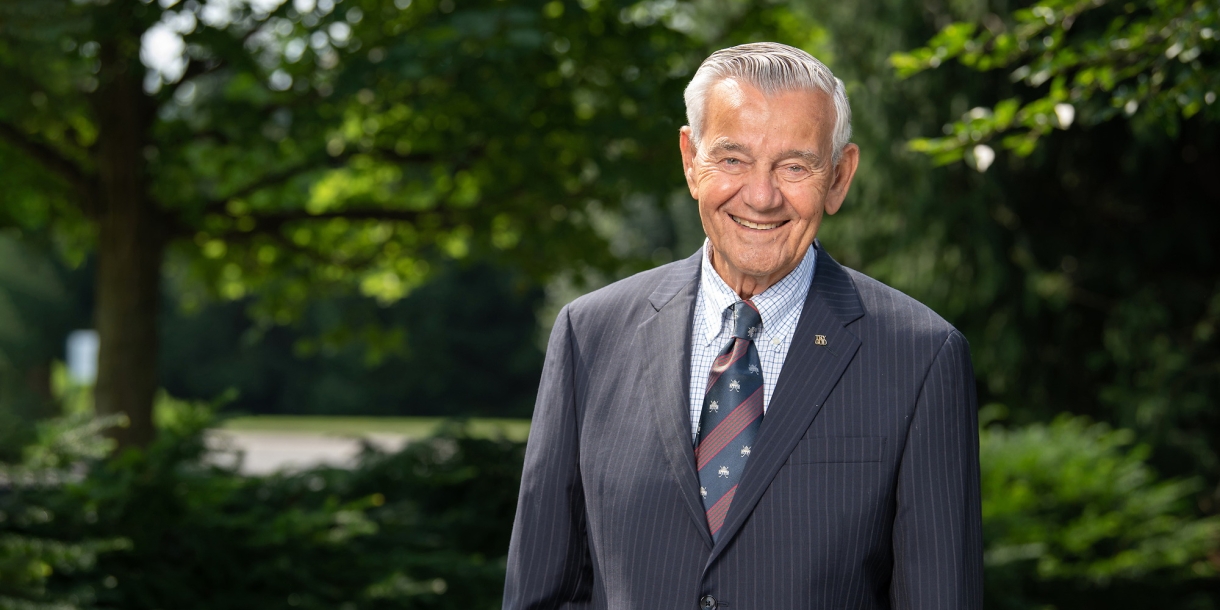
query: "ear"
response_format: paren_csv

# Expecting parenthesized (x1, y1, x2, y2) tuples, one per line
(824, 143, 859, 216)
(679, 126, 699, 199)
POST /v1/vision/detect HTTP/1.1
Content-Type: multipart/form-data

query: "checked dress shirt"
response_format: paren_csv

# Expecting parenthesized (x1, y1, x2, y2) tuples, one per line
(688, 242, 817, 441)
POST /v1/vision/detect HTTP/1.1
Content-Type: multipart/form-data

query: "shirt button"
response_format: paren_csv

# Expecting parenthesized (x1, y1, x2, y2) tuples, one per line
(699, 595, 717, 609)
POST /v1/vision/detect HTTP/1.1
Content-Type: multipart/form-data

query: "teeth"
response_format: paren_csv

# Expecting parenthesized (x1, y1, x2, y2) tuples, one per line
(732, 215, 782, 230)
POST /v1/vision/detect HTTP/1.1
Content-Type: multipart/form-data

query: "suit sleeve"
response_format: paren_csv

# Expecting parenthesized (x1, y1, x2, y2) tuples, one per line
(890, 330, 984, 609)
(503, 305, 594, 610)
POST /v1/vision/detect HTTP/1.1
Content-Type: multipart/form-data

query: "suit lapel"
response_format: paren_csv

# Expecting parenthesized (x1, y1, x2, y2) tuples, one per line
(705, 245, 866, 565)
(636, 249, 713, 548)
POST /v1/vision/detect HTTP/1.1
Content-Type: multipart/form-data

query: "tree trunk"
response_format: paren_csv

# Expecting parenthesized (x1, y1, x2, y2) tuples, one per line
(91, 28, 162, 449)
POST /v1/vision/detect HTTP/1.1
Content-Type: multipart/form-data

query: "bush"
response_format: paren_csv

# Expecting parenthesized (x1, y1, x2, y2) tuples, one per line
(2, 407, 1218, 609)
(2, 409, 522, 610)
(981, 406, 1220, 609)
(0, 414, 130, 610)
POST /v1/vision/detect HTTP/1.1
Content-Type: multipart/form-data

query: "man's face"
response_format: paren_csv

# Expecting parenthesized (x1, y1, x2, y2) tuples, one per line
(680, 78, 859, 297)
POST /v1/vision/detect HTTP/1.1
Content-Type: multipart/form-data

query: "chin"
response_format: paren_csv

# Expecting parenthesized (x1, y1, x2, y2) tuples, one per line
(727, 252, 788, 279)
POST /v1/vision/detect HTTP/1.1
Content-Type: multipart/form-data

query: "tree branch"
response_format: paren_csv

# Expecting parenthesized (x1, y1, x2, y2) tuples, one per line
(202, 150, 439, 215)
(202, 162, 332, 216)
(248, 208, 434, 233)
(262, 229, 383, 269)
(205, 207, 447, 256)
(0, 120, 96, 203)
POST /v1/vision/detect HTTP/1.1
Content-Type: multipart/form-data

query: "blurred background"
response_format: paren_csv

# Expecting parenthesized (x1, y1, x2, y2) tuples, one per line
(0, 0, 1217, 607)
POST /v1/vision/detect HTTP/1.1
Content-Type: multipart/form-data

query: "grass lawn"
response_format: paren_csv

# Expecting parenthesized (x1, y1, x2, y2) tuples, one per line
(216, 415, 532, 442)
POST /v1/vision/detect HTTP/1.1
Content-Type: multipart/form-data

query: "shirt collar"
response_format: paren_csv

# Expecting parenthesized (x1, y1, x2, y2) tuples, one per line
(698, 240, 817, 346)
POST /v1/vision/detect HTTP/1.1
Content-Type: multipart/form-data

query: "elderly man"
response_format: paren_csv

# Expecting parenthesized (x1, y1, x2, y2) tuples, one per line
(504, 42, 982, 609)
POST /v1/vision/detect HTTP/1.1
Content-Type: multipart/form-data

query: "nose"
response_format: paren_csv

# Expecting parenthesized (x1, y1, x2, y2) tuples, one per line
(741, 164, 783, 211)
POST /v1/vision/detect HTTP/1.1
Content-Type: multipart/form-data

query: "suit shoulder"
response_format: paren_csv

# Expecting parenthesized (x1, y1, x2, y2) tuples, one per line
(843, 267, 961, 345)
(562, 257, 695, 332)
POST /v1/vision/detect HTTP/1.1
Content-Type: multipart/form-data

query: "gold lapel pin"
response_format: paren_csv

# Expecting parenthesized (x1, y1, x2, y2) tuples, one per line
(814, 335, 828, 346)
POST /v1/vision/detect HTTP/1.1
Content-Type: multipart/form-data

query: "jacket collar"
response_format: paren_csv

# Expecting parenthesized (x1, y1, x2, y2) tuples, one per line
(642, 240, 868, 558)
(649, 240, 864, 326)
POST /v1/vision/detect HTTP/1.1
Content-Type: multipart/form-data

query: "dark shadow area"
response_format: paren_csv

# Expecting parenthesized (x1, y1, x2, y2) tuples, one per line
(160, 262, 545, 418)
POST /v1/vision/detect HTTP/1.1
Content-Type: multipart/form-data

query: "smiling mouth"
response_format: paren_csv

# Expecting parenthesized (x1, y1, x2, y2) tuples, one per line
(731, 215, 786, 230)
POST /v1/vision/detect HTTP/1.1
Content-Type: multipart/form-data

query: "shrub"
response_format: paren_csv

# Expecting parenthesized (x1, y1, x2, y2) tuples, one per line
(4, 410, 521, 610)
(981, 406, 1220, 609)
(2, 406, 1218, 609)
(0, 414, 130, 610)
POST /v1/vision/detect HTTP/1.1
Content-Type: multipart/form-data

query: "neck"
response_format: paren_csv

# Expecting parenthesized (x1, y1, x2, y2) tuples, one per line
(707, 246, 797, 300)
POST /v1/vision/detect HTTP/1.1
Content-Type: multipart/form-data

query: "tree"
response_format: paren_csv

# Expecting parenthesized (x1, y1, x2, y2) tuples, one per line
(748, 0, 1218, 499)
(878, 0, 1220, 493)
(0, 0, 704, 446)
(890, 0, 1220, 166)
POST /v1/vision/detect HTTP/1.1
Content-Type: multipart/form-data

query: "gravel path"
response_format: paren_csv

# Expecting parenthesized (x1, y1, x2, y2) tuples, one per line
(205, 430, 410, 475)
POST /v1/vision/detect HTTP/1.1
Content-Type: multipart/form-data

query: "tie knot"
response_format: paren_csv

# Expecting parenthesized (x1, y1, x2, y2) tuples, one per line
(730, 300, 762, 340)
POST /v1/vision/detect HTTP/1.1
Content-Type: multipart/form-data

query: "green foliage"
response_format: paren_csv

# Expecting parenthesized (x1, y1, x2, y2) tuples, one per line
(0, 234, 92, 459)
(800, 0, 1220, 498)
(0, 0, 704, 317)
(0, 414, 130, 610)
(981, 407, 1220, 608)
(4, 408, 522, 610)
(891, 0, 1220, 166)
(0, 0, 718, 442)
(5, 407, 1220, 609)
(164, 0, 700, 313)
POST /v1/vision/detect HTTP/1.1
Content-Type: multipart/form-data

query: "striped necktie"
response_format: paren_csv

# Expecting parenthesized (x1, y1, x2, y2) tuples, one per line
(695, 300, 764, 540)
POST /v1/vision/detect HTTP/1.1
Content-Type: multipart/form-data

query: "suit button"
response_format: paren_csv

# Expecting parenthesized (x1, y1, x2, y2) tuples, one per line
(699, 595, 717, 609)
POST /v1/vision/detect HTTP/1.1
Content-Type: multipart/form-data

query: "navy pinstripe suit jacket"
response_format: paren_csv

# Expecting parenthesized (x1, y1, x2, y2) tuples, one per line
(504, 244, 983, 610)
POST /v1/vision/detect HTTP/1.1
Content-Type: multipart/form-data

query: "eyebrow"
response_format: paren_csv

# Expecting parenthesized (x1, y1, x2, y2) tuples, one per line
(705, 140, 823, 166)
(777, 149, 823, 166)
(707, 139, 749, 157)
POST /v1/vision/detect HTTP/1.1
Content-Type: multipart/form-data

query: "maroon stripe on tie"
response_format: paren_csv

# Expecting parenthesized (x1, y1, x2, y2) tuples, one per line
(704, 340, 750, 394)
(705, 484, 738, 535)
(695, 387, 762, 470)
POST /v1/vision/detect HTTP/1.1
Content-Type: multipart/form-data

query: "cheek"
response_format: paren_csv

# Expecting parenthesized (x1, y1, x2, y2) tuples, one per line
(782, 187, 824, 225)
(698, 173, 740, 202)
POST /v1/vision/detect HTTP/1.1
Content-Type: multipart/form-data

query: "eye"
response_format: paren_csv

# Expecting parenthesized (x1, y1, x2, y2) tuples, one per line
(778, 163, 811, 181)
(724, 157, 741, 165)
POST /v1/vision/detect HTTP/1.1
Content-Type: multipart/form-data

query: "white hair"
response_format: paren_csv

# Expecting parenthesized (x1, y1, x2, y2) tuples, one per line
(684, 42, 853, 163)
